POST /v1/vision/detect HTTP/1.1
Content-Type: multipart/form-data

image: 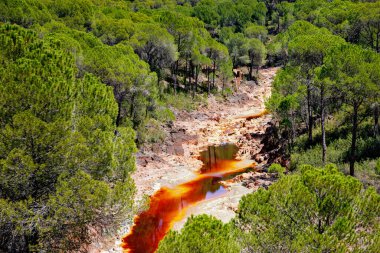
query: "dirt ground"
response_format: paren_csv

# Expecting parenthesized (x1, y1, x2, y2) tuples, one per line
(92, 67, 280, 252)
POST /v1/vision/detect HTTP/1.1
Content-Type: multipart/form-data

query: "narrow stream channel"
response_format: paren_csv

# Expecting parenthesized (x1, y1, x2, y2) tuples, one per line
(121, 144, 255, 253)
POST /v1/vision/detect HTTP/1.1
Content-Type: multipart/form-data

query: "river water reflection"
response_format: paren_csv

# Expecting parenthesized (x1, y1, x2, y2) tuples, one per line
(121, 143, 254, 253)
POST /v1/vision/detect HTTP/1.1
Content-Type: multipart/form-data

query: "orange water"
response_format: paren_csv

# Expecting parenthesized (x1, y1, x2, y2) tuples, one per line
(236, 109, 269, 120)
(121, 144, 255, 253)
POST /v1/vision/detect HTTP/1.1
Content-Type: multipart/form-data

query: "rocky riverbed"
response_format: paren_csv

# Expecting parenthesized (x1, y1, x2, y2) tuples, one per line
(91, 67, 284, 252)
(133, 68, 281, 198)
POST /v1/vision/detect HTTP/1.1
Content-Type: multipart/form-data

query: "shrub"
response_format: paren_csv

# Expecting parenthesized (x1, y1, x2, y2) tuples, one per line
(235, 164, 380, 253)
(157, 215, 240, 253)
(267, 163, 286, 175)
(376, 158, 380, 175)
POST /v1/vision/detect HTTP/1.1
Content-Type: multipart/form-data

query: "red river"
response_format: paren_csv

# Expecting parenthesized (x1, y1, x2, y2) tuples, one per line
(121, 144, 255, 253)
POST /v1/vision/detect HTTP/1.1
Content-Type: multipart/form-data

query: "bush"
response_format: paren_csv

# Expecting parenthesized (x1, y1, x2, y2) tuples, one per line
(267, 163, 286, 175)
(136, 119, 167, 145)
(376, 158, 380, 175)
(291, 137, 350, 169)
(0, 24, 136, 252)
(157, 215, 240, 253)
(235, 164, 380, 253)
(161, 92, 207, 112)
(353, 160, 380, 193)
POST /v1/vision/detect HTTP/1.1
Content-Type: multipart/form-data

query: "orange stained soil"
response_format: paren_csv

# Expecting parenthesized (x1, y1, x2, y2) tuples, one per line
(236, 109, 269, 120)
(121, 144, 255, 253)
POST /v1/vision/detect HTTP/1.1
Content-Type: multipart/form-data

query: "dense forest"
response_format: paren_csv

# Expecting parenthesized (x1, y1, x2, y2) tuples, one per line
(0, 0, 379, 252)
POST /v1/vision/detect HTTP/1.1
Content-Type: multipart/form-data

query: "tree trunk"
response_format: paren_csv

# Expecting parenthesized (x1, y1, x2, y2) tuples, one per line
(249, 56, 254, 81)
(290, 111, 296, 150)
(320, 85, 326, 164)
(116, 96, 124, 127)
(307, 79, 313, 145)
(129, 93, 135, 118)
(157, 71, 162, 99)
(174, 60, 179, 94)
(256, 66, 260, 85)
(207, 66, 211, 95)
(374, 103, 379, 136)
(349, 104, 358, 176)
(175, 60, 179, 76)
(189, 61, 194, 95)
(212, 61, 216, 89)
(184, 59, 188, 89)
(222, 76, 225, 95)
(171, 64, 175, 92)
(173, 74, 177, 95)
(195, 65, 199, 93)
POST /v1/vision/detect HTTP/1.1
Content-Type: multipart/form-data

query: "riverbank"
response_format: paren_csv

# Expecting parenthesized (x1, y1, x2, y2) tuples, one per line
(94, 67, 281, 252)
(134, 67, 279, 198)
(130, 67, 280, 232)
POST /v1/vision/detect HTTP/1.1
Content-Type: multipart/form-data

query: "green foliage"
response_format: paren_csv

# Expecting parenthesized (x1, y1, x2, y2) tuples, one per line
(235, 164, 380, 252)
(2, 0, 380, 252)
(130, 22, 178, 76)
(322, 44, 380, 105)
(42, 0, 95, 29)
(267, 163, 286, 176)
(0, 0, 51, 27)
(193, 0, 220, 27)
(0, 26, 76, 123)
(40, 170, 110, 251)
(289, 33, 345, 69)
(0, 198, 34, 252)
(269, 18, 380, 176)
(244, 23, 268, 42)
(156, 164, 380, 253)
(162, 92, 207, 112)
(83, 43, 157, 129)
(322, 43, 380, 174)
(0, 148, 38, 201)
(294, 0, 380, 52)
(290, 117, 380, 185)
(246, 37, 266, 79)
(376, 158, 380, 175)
(136, 119, 168, 144)
(0, 0, 266, 143)
(157, 214, 240, 253)
(225, 33, 247, 67)
(291, 137, 349, 169)
(93, 16, 135, 45)
(278, 20, 328, 47)
(0, 24, 136, 252)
